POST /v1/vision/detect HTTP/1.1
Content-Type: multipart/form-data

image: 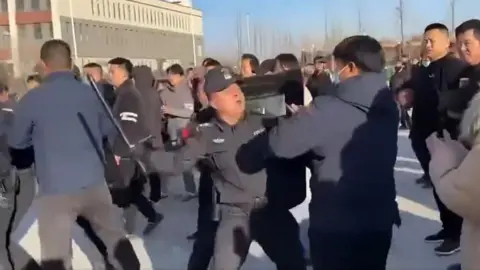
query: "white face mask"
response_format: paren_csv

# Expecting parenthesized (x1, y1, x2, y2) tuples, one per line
(333, 65, 349, 84)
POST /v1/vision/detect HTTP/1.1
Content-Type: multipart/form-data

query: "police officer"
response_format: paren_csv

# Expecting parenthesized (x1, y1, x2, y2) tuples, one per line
(157, 66, 306, 270)
(107, 57, 163, 235)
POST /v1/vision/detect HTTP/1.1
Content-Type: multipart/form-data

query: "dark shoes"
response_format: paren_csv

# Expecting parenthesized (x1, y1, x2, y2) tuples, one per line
(187, 231, 199, 240)
(425, 231, 460, 256)
(415, 175, 433, 189)
(435, 239, 460, 256)
(425, 231, 446, 243)
(143, 213, 164, 236)
(447, 263, 462, 270)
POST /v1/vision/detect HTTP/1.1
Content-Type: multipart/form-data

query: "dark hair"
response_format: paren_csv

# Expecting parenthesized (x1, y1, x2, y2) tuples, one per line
(424, 23, 449, 34)
(0, 82, 8, 93)
(186, 67, 194, 73)
(202, 58, 221, 68)
(166, 64, 184, 76)
(26, 74, 42, 84)
(259, 59, 276, 74)
(313, 56, 326, 63)
(40, 39, 72, 69)
(108, 57, 133, 76)
(83, 62, 102, 70)
(455, 19, 480, 40)
(332, 35, 385, 73)
(275, 53, 300, 70)
(241, 53, 260, 73)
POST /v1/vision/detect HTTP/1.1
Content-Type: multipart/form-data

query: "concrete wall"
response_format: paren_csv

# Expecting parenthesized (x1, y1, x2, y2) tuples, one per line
(54, 0, 204, 69)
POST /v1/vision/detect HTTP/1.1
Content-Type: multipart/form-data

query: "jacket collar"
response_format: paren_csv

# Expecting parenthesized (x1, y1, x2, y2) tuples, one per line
(335, 72, 388, 108)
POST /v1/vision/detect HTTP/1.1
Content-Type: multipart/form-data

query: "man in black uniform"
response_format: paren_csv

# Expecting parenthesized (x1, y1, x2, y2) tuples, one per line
(406, 23, 467, 256)
(157, 66, 306, 270)
(107, 57, 163, 235)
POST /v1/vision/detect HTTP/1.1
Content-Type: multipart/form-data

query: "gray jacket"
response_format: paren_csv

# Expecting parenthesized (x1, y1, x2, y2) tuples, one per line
(8, 71, 113, 195)
(159, 79, 194, 140)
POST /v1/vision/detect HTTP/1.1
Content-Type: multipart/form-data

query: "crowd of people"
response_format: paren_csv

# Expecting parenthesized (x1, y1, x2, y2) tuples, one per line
(0, 17, 479, 270)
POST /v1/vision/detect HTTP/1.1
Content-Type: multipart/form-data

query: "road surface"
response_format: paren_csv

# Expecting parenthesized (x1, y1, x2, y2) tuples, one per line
(12, 130, 459, 269)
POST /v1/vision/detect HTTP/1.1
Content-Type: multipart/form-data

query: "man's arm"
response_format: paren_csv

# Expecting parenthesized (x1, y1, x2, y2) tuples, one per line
(8, 94, 35, 169)
(268, 97, 329, 159)
(165, 105, 194, 118)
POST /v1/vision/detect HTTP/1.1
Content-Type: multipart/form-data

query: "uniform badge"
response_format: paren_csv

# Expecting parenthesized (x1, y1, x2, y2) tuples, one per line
(459, 78, 469, 88)
(221, 68, 232, 80)
(253, 128, 265, 136)
(212, 138, 225, 144)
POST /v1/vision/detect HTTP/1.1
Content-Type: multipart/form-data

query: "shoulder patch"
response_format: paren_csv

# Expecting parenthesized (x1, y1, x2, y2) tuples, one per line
(198, 122, 212, 128)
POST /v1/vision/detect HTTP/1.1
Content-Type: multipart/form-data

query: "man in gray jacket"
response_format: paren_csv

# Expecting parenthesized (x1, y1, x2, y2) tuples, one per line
(160, 64, 196, 198)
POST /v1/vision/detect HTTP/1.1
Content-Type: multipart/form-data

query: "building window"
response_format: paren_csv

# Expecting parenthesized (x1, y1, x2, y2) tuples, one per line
(106, 0, 110, 18)
(90, 0, 95, 14)
(46, 23, 53, 38)
(17, 25, 26, 37)
(31, 0, 39, 10)
(16, 0, 24, 11)
(112, 2, 116, 19)
(122, 4, 126, 20)
(33, 23, 43, 39)
(0, 0, 7, 12)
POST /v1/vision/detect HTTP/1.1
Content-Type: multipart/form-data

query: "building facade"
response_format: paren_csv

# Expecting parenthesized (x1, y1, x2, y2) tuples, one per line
(0, 0, 203, 75)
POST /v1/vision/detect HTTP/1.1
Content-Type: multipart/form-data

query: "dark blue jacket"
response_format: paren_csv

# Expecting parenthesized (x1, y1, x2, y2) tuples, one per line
(269, 72, 400, 232)
(8, 71, 113, 195)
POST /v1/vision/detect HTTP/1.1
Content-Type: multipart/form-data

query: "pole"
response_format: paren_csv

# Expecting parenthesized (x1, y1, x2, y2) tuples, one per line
(69, 0, 78, 60)
(7, 0, 20, 77)
(357, 0, 363, 34)
(246, 14, 251, 52)
(451, 0, 456, 37)
(397, 0, 405, 56)
(190, 12, 197, 65)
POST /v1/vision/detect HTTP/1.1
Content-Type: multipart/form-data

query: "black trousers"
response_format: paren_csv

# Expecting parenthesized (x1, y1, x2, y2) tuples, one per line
(188, 173, 217, 270)
(411, 132, 462, 240)
(309, 229, 392, 270)
(212, 205, 306, 270)
(399, 108, 411, 128)
(148, 172, 162, 203)
(130, 178, 157, 222)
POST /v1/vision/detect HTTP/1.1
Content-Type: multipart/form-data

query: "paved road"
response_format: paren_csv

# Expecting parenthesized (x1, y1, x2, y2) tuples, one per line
(12, 130, 459, 269)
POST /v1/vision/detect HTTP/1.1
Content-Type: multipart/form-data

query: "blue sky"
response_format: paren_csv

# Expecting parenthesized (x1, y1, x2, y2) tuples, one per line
(193, 0, 480, 56)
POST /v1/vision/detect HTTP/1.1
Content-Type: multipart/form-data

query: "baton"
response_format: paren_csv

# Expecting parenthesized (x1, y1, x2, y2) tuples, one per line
(86, 76, 148, 176)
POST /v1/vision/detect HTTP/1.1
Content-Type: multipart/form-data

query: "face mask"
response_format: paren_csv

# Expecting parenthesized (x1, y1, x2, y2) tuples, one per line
(333, 65, 349, 84)
(422, 60, 430, 67)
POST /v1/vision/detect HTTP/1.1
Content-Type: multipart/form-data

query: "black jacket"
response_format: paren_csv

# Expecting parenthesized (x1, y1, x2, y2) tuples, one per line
(408, 54, 467, 137)
(269, 73, 400, 232)
(307, 72, 333, 97)
(111, 79, 150, 157)
(132, 66, 164, 148)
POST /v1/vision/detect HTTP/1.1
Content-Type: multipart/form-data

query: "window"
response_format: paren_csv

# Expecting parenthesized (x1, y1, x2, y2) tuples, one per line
(77, 23, 83, 41)
(96, 0, 100, 16)
(47, 23, 53, 38)
(16, 0, 24, 11)
(112, 2, 116, 19)
(90, 0, 95, 14)
(17, 25, 26, 37)
(106, 0, 110, 18)
(33, 23, 43, 39)
(126, 4, 131, 20)
(31, 0, 40, 10)
(122, 4, 126, 20)
(65, 22, 70, 34)
(160, 13, 164, 25)
(0, 0, 7, 12)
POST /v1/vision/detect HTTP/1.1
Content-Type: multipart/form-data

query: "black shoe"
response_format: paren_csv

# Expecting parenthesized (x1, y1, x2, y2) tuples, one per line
(415, 175, 428, 184)
(447, 263, 461, 270)
(435, 239, 461, 256)
(425, 230, 446, 243)
(187, 231, 198, 240)
(143, 213, 164, 236)
(422, 180, 433, 189)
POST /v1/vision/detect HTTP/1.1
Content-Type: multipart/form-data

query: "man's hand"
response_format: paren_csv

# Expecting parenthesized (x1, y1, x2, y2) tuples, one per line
(426, 131, 468, 182)
(161, 105, 171, 115)
(114, 155, 121, 166)
(286, 104, 302, 114)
